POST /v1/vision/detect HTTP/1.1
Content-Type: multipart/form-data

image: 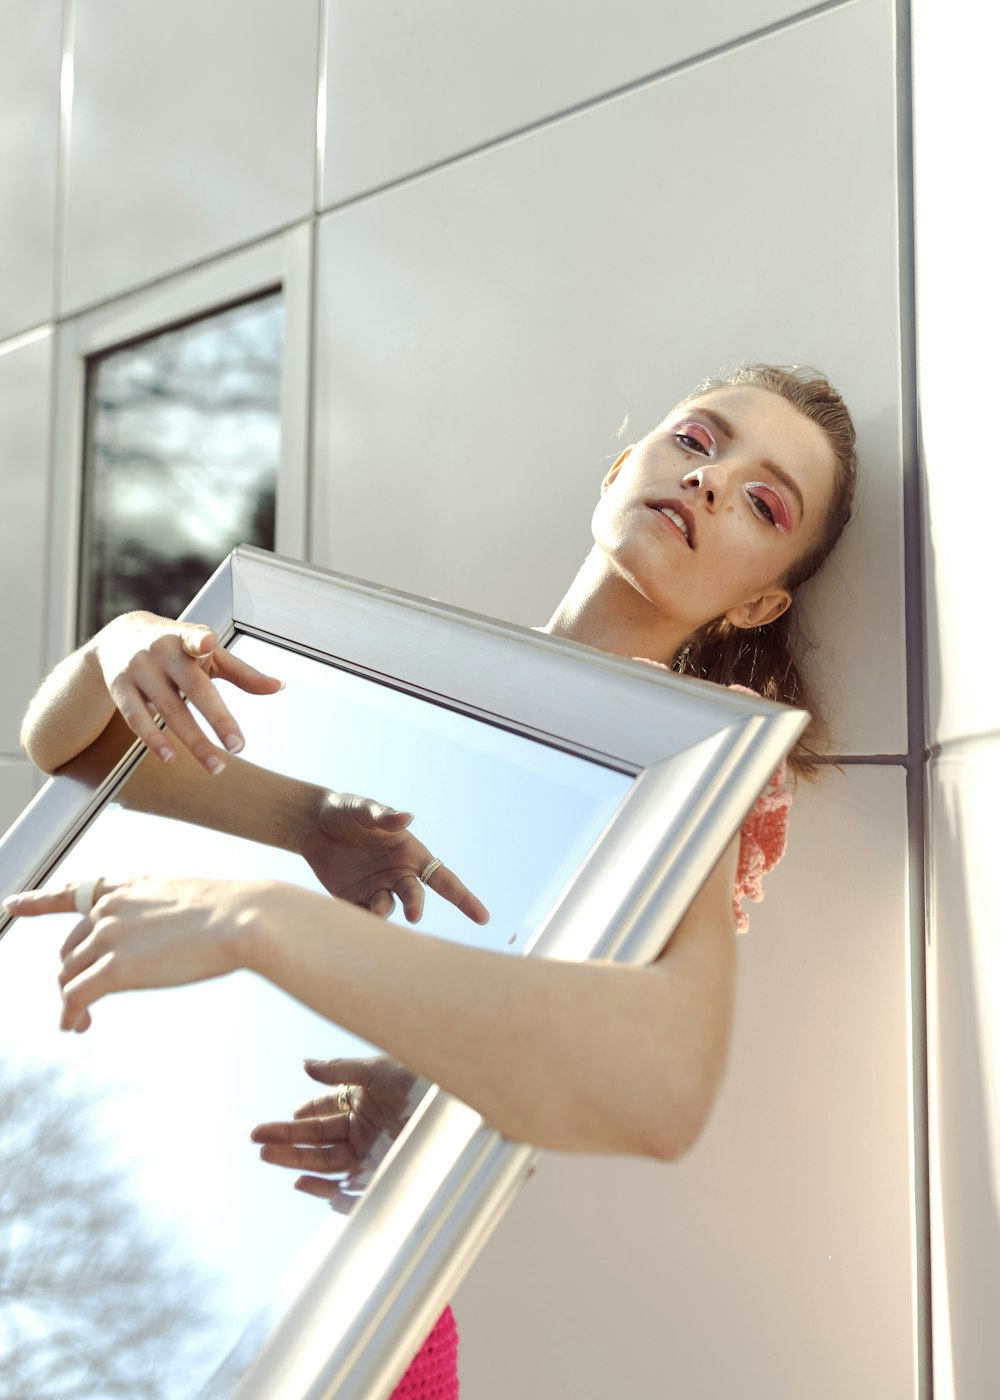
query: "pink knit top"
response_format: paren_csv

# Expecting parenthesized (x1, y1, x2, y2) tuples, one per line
(391, 681, 793, 1397)
(389, 1307, 459, 1399)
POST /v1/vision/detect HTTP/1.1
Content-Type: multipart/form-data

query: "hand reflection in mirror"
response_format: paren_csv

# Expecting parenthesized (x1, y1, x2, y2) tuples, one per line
(251, 1056, 426, 1214)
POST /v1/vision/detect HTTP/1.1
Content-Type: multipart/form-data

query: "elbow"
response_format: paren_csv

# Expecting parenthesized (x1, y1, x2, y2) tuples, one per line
(643, 1052, 731, 1163)
(649, 1101, 712, 1163)
(19, 724, 55, 776)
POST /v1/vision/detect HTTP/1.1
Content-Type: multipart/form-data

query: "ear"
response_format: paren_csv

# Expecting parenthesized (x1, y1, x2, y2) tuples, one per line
(601, 448, 632, 493)
(725, 588, 792, 630)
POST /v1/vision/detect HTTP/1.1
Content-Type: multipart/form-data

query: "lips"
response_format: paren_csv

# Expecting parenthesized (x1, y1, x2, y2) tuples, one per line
(648, 499, 696, 548)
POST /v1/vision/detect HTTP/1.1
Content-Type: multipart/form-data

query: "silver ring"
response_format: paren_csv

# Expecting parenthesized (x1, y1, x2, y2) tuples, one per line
(336, 1085, 354, 1114)
(73, 879, 100, 917)
(418, 857, 443, 885)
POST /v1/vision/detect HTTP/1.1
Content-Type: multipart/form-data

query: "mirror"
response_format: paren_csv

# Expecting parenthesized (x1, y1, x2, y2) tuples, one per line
(0, 547, 806, 1399)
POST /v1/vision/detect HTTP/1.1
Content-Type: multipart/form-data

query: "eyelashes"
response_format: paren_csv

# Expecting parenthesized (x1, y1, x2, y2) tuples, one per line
(747, 490, 776, 526)
(672, 418, 716, 457)
(745, 483, 791, 533)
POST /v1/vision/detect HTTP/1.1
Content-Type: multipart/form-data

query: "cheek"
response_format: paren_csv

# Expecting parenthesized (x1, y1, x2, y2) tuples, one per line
(591, 485, 630, 542)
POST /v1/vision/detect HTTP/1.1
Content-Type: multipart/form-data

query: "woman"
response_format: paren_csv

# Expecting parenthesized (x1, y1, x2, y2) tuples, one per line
(7, 363, 857, 1392)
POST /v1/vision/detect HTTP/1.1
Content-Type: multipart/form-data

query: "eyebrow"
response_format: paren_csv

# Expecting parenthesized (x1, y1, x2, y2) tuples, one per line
(694, 406, 807, 522)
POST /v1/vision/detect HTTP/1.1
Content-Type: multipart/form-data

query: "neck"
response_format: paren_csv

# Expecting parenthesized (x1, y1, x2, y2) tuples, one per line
(540, 546, 691, 664)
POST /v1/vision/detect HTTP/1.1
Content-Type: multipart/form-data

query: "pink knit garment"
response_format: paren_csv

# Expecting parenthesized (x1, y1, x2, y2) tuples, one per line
(724, 682, 792, 934)
(389, 1307, 459, 1400)
(732, 756, 791, 934)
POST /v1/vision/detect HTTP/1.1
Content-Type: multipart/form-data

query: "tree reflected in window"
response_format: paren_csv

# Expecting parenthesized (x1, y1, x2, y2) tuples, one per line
(79, 293, 282, 641)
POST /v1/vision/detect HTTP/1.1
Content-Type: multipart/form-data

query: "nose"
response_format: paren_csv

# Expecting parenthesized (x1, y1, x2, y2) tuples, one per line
(681, 466, 718, 507)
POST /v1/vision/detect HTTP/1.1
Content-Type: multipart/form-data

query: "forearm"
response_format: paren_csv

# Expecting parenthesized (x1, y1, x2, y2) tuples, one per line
(118, 743, 325, 853)
(239, 872, 736, 1160)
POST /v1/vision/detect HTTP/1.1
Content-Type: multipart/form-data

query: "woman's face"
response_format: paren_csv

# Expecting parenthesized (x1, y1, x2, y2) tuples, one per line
(591, 385, 837, 634)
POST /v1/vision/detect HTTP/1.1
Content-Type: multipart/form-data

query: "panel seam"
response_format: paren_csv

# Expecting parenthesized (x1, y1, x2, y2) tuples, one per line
(318, 0, 863, 215)
(895, 2, 932, 1397)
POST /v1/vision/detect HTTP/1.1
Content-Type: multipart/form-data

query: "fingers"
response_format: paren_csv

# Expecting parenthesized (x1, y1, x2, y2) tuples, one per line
(2, 883, 110, 1032)
(131, 662, 243, 772)
(3, 887, 78, 918)
(294, 1175, 361, 1214)
(256, 1140, 356, 1174)
(292, 1093, 354, 1120)
(211, 648, 285, 697)
(102, 621, 282, 775)
(369, 889, 396, 920)
(346, 795, 413, 831)
(294, 1175, 339, 1201)
(60, 953, 113, 1032)
(111, 667, 233, 775)
(395, 875, 425, 925)
(179, 625, 218, 660)
(112, 676, 182, 764)
(251, 1114, 350, 1145)
(425, 864, 490, 926)
(3, 879, 117, 921)
(302, 1057, 375, 1086)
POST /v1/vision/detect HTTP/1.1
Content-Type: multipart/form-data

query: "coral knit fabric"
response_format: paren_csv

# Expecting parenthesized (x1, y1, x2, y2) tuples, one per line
(390, 677, 793, 1396)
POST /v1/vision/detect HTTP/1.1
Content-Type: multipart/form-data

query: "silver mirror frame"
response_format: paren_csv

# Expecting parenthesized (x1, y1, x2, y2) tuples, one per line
(0, 546, 806, 1400)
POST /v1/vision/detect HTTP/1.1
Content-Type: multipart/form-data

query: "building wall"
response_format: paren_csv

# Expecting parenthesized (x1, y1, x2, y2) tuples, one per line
(0, 1, 954, 1395)
(911, 3, 1000, 1397)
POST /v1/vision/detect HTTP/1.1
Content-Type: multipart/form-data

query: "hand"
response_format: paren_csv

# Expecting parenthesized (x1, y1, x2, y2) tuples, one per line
(90, 611, 283, 775)
(297, 791, 489, 925)
(2, 876, 263, 1032)
(250, 1056, 426, 1213)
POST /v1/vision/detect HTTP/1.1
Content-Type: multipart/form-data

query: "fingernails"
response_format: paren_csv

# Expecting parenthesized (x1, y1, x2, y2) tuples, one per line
(3, 895, 22, 910)
(158, 745, 174, 762)
(206, 755, 226, 775)
(223, 734, 244, 753)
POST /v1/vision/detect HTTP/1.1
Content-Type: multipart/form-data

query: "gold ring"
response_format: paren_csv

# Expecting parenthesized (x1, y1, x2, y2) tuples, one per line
(419, 857, 443, 885)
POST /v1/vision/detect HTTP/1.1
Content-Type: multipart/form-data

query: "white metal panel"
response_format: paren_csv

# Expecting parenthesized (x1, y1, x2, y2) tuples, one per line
(0, 0, 61, 340)
(454, 763, 915, 1399)
(321, 0, 834, 206)
(313, 0, 905, 755)
(912, 0, 1000, 745)
(0, 330, 52, 755)
(928, 739, 1000, 1400)
(0, 761, 41, 838)
(60, 0, 319, 314)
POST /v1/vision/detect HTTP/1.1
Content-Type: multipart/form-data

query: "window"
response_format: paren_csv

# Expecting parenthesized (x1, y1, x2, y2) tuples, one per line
(77, 292, 283, 640)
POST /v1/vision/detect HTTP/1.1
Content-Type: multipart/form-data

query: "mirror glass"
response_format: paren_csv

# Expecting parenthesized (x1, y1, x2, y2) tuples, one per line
(78, 294, 283, 642)
(0, 634, 631, 1397)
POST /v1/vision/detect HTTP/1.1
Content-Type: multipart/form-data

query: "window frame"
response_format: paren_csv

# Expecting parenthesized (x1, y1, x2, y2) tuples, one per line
(47, 224, 312, 667)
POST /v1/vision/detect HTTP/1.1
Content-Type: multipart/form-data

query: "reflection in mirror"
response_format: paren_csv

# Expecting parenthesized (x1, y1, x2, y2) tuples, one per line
(0, 634, 631, 1394)
(78, 293, 282, 641)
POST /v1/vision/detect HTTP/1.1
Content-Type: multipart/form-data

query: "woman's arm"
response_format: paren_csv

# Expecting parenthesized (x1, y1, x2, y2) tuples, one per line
(20, 613, 488, 924)
(5, 841, 737, 1160)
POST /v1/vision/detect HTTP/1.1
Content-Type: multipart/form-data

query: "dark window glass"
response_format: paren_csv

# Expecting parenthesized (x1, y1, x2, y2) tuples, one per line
(78, 292, 282, 641)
